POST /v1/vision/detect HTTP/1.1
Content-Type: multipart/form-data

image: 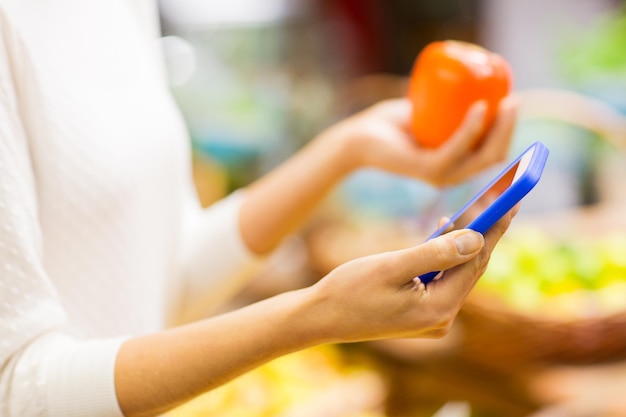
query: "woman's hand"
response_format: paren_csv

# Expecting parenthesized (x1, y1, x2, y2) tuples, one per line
(306, 209, 515, 344)
(323, 96, 518, 187)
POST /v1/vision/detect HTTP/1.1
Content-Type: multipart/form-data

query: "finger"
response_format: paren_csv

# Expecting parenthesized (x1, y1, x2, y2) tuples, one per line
(437, 217, 456, 234)
(481, 207, 515, 252)
(383, 229, 485, 286)
(437, 100, 488, 162)
(428, 209, 514, 299)
(510, 202, 521, 218)
(480, 96, 519, 159)
(446, 96, 518, 182)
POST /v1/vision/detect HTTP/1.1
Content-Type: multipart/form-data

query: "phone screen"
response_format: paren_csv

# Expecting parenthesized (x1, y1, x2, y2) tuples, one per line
(419, 142, 546, 284)
(437, 146, 535, 232)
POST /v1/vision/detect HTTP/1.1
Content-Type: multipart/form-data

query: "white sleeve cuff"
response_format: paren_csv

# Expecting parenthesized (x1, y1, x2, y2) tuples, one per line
(45, 336, 126, 417)
(6, 333, 127, 417)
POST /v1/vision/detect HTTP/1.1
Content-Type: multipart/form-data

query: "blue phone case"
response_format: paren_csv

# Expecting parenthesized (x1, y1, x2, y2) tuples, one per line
(419, 141, 549, 284)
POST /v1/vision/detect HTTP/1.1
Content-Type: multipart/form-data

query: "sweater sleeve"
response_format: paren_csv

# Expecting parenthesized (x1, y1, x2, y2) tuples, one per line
(0, 13, 126, 417)
(171, 187, 266, 324)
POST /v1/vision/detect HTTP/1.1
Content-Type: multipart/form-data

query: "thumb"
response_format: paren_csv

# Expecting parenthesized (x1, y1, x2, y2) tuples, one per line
(439, 100, 488, 156)
(388, 229, 484, 284)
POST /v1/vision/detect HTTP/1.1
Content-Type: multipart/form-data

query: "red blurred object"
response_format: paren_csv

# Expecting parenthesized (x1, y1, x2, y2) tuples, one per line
(408, 40, 513, 148)
(319, 0, 388, 74)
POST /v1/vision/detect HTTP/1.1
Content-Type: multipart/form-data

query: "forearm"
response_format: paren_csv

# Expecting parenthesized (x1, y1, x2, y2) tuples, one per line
(114, 213, 510, 417)
(240, 130, 356, 254)
(115, 287, 328, 417)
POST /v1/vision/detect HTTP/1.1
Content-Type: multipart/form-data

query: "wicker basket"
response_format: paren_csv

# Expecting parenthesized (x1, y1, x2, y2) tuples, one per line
(458, 297, 626, 370)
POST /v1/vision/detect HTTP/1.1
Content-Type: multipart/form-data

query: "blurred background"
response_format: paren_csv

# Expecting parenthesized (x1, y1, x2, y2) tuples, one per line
(157, 1, 626, 416)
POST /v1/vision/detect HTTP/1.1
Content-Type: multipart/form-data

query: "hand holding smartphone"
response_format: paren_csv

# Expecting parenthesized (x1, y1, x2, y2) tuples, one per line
(419, 141, 549, 284)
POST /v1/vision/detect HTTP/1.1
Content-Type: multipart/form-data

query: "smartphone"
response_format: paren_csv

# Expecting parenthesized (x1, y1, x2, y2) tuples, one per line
(418, 141, 549, 284)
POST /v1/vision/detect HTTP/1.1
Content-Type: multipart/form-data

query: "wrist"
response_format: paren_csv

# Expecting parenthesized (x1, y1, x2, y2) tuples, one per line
(277, 286, 338, 348)
(313, 122, 363, 178)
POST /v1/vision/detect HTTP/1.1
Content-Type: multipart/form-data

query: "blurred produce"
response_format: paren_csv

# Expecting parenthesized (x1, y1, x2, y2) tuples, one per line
(165, 345, 387, 417)
(476, 226, 626, 320)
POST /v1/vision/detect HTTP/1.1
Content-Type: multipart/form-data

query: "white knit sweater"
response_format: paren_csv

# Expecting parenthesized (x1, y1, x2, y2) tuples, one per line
(0, 1, 262, 416)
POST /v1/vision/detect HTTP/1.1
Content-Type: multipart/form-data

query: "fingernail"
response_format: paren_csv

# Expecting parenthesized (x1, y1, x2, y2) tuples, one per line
(455, 231, 484, 255)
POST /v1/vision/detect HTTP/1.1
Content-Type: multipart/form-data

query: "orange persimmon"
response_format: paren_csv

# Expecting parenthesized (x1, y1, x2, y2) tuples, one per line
(407, 40, 513, 148)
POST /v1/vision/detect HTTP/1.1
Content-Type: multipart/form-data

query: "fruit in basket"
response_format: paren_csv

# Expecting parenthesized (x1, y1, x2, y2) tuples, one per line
(476, 227, 626, 319)
(407, 40, 513, 148)
(166, 345, 387, 417)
